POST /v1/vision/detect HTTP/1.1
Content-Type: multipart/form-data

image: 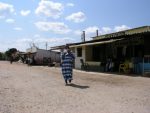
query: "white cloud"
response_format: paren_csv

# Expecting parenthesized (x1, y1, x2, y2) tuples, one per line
(102, 27, 112, 34)
(84, 26, 99, 34)
(74, 25, 131, 40)
(16, 38, 32, 43)
(74, 25, 130, 37)
(114, 25, 130, 32)
(66, 3, 74, 7)
(0, 2, 15, 18)
(34, 37, 74, 44)
(33, 34, 40, 38)
(35, 21, 71, 34)
(14, 27, 23, 31)
(0, 24, 131, 52)
(0, 33, 74, 52)
(14, 37, 75, 51)
(35, 0, 64, 19)
(20, 10, 31, 16)
(74, 26, 99, 41)
(5, 18, 15, 23)
(66, 12, 86, 23)
(74, 30, 82, 36)
(74, 26, 100, 36)
(84, 26, 100, 40)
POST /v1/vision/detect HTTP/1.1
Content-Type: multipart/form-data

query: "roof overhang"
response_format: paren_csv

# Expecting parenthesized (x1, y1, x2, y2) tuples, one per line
(51, 26, 150, 49)
(92, 26, 150, 40)
(70, 39, 123, 48)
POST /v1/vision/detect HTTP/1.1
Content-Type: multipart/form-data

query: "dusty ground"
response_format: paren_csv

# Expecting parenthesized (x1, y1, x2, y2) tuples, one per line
(0, 61, 150, 113)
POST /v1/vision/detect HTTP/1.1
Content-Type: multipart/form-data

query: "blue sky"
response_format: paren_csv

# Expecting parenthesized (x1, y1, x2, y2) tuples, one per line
(0, 0, 150, 52)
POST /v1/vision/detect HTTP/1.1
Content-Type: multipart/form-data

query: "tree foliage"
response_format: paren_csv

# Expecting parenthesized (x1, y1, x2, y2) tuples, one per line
(5, 48, 17, 58)
(0, 52, 6, 60)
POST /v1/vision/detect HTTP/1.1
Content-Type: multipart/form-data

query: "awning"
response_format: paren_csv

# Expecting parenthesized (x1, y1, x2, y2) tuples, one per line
(70, 39, 123, 48)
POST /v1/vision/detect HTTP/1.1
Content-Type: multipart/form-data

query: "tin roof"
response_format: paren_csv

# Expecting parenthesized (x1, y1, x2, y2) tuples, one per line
(51, 26, 150, 49)
(93, 26, 150, 40)
(70, 39, 123, 47)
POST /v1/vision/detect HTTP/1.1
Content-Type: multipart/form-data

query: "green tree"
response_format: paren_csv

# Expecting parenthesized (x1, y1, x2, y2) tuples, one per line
(5, 48, 17, 60)
(0, 52, 3, 60)
(0, 52, 6, 60)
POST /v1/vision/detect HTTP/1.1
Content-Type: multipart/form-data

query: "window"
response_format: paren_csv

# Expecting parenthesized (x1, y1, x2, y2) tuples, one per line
(77, 48, 82, 57)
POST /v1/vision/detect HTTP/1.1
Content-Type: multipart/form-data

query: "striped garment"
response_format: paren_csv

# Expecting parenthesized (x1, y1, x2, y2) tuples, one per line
(61, 52, 75, 81)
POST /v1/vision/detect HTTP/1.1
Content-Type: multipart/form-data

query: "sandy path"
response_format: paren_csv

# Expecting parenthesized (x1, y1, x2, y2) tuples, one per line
(0, 61, 150, 113)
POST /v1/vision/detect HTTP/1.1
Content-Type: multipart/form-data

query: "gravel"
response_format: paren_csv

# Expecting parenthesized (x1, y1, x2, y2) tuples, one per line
(0, 61, 150, 113)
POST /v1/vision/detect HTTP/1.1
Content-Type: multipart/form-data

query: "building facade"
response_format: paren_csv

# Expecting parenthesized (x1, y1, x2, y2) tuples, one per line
(70, 26, 150, 74)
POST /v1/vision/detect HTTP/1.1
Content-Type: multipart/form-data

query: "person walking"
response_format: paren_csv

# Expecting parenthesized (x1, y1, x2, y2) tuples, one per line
(61, 45, 75, 85)
(10, 56, 13, 64)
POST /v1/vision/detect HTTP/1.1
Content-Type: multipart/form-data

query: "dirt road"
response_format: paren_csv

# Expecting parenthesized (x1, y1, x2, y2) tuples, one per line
(0, 61, 150, 113)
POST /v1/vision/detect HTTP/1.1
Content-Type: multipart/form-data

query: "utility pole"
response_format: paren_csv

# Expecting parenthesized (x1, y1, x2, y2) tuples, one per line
(81, 31, 85, 42)
(46, 42, 48, 50)
(96, 30, 99, 37)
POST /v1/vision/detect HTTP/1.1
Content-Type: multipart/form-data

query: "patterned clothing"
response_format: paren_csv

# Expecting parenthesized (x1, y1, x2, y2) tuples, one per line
(61, 52, 75, 81)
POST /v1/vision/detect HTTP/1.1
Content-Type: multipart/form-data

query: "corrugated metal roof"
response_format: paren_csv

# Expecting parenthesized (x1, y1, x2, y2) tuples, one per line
(70, 39, 122, 47)
(51, 26, 150, 49)
(125, 26, 150, 35)
(93, 26, 150, 40)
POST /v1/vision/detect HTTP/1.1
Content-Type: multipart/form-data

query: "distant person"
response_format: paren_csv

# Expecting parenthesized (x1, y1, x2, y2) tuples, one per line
(10, 56, 13, 64)
(105, 57, 113, 72)
(28, 57, 33, 66)
(61, 45, 75, 85)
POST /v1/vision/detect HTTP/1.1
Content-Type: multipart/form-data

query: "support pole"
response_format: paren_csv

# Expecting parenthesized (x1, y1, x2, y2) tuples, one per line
(142, 57, 144, 76)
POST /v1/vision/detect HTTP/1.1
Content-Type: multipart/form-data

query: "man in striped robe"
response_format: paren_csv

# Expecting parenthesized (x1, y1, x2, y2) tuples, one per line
(61, 46, 75, 85)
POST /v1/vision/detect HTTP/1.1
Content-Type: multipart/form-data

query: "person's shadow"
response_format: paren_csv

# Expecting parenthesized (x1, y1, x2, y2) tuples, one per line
(67, 83, 89, 89)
